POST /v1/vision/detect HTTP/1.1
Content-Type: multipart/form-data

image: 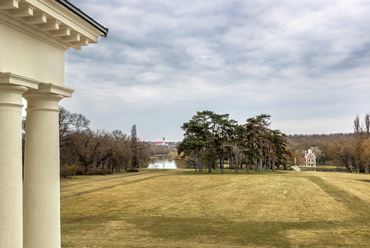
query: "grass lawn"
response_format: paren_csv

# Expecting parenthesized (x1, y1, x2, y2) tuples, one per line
(61, 169, 370, 247)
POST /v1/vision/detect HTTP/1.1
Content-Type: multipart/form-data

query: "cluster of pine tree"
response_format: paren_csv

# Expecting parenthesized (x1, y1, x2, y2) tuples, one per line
(178, 111, 289, 173)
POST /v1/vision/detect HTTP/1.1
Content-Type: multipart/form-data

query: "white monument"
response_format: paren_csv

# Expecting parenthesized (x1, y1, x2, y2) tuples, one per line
(0, 0, 108, 247)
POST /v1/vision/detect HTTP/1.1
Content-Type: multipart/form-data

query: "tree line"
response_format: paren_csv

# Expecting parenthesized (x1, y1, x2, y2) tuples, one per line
(22, 107, 152, 176)
(58, 107, 152, 175)
(330, 114, 370, 173)
(286, 115, 370, 173)
(178, 111, 289, 173)
(22, 107, 369, 175)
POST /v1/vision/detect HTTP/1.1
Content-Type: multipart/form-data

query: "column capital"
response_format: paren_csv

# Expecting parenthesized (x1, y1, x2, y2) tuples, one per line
(0, 83, 28, 94)
(0, 84, 28, 108)
(23, 91, 63, 113)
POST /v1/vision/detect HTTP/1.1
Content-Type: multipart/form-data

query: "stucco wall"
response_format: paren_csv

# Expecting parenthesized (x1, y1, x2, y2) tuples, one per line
(0, 18, 65, 87)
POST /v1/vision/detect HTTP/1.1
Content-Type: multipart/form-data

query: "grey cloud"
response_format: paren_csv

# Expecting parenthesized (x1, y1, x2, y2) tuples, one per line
(64, 0, 370, 140)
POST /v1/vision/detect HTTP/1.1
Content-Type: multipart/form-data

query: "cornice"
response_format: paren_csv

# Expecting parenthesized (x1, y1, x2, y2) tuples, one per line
(0, 13, 70, 50)
(0, 0, 106, 50)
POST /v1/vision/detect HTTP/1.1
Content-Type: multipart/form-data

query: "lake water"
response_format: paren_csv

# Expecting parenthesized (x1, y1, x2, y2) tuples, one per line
(147, 158, 187, 169)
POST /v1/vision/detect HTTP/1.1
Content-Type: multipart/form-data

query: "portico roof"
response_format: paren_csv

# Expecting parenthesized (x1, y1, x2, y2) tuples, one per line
(55, 0, 108, 37)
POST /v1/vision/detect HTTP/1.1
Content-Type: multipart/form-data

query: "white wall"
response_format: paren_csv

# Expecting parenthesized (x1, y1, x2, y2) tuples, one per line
(0, 20, 65, 86)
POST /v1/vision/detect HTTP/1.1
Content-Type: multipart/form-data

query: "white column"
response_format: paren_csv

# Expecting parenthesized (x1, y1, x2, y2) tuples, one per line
(0, 84, 27, 248)
(23, 91, 63, 248)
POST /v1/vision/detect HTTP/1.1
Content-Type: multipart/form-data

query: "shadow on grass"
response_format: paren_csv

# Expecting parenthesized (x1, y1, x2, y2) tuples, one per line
(358, 179, 370, 183)
(61, 174, 165, 200)
(179, 169, 286, 175)
(305, 176, 370, 223)
(129, 216, 346, 247)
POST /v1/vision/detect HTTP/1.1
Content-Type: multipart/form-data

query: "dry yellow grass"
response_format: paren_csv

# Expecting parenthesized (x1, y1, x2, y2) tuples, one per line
(286, 226, 370, 248)
(61, 170, 370, 247)
(60, 171, 162, 199)
(310, 172, 370, 204)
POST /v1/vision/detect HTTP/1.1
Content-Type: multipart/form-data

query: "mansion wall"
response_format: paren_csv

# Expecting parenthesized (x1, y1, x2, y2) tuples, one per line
(0, 15, 65, 86)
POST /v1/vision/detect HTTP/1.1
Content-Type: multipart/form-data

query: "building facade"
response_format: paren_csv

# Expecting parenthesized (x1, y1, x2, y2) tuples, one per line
(0, 1, 107, 247)
(296, 149, 316, 167)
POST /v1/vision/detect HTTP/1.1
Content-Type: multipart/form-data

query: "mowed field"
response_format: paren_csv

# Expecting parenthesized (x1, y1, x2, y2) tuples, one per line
(61, 170, 370, 247)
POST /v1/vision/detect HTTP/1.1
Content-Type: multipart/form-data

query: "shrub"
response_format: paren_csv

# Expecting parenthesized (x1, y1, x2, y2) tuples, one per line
(86, 168, 111, 175)
(60, 164, 72, 178)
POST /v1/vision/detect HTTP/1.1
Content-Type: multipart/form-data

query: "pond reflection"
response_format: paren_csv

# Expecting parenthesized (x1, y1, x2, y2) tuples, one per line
(147, 158, 187, 169)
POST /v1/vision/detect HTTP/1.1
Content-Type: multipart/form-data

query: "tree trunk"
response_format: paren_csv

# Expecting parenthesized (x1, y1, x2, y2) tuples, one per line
(199, 160, 203, 172)
(73, 155, 78, 176)
(259, 157, 262, 173)
(255, 158, 258, 172)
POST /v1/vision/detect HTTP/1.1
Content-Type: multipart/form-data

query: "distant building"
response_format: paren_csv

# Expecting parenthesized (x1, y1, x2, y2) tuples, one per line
(155, 137, 168, 146)
(297, 149, 316, 167)
(150, 138, 180, 148)
(297, 157, 306, 166)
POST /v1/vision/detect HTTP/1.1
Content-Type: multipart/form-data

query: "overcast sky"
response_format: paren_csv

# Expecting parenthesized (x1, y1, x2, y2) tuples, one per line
(59, 0, 370, 141)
